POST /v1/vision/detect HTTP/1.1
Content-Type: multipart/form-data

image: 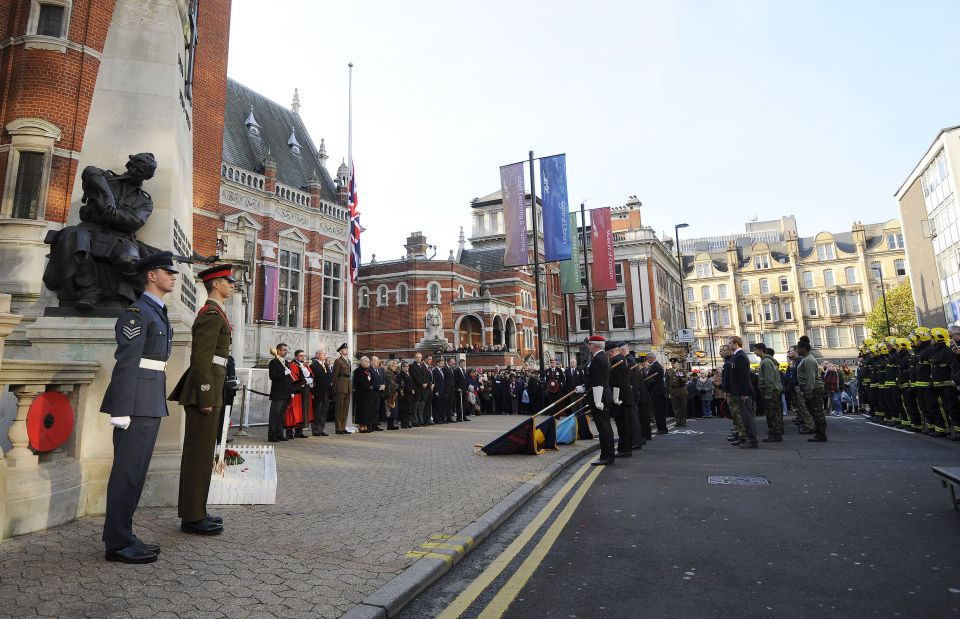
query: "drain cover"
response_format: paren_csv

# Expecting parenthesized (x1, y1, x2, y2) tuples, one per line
(708, 475, 770, 486)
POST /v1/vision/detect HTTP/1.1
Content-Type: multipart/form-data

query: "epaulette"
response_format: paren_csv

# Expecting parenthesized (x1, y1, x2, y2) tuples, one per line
(126, 307, 141, 313)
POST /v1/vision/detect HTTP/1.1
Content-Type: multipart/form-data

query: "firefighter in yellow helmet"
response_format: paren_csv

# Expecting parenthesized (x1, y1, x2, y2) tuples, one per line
(872, 342, 890, 422)
(912, 327, 938, 433)
(927, 327, 959, 436)
(892, 338, 919, 429)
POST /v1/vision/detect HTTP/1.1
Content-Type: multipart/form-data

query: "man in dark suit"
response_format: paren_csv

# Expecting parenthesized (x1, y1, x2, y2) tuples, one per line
(454, 359, 469, 421)
(410, 352, 429, 426)
(606, 342, 633, 457)
(728, 335, 759, 448)
(645, 352, 669, 434)
(100, 251, 177, 564)
(310, 351, 331, 436)
(443, 358, 457, 422)
(577, 335, 614, 465)
(268, 343, 292, 442)
(431, 359, 446, 423)
(564, 358, 582, 395)
(619, 343, 644, 449)
(369, 356, 385, 431)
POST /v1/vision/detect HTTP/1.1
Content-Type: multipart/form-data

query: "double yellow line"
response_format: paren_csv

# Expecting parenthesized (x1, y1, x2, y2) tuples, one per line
(438, 459, 603, 619)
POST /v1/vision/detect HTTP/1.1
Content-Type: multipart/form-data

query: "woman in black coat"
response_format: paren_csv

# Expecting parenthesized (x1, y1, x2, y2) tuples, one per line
(353, 356, 377, 432)
(397, 361, 414, 428)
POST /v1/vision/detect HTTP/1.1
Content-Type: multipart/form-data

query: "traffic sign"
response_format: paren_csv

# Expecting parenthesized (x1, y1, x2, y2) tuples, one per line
(678, 328, 694, 343)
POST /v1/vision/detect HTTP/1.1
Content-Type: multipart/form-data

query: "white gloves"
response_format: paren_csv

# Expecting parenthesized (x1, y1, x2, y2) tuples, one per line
(110, 416, 131, 430)
(285, 368, 291, 375)
(592, 386, 604, 411)
(575, 385, 586, 394)
(613, 387, 621, 405)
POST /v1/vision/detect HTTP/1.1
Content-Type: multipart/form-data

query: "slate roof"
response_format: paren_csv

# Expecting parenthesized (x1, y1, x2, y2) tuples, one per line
(459, 247, 505, 271)
(222, 79, 338, 202)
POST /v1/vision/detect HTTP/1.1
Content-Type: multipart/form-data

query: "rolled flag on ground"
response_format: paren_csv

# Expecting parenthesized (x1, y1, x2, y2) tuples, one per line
(577, 412, 594, 440)
(477, 416, 540, 455)
(535, 416, 558, 452)
(555, 413, 578, 445)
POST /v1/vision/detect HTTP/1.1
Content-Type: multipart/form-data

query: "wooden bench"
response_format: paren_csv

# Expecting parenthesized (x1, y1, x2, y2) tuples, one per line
(932, 467, 960, 511)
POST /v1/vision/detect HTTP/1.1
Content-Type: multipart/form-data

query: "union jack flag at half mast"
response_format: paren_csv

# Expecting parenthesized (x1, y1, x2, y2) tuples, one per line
(348, 162, 360, 282)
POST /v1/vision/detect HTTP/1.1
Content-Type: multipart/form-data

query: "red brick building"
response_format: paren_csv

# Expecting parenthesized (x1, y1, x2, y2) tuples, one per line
(0, 0, 232, 321)
(355, 191, 573, 367)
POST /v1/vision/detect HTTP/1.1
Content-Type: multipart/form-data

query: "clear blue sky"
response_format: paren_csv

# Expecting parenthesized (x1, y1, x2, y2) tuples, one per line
(227, 0, 959, 258)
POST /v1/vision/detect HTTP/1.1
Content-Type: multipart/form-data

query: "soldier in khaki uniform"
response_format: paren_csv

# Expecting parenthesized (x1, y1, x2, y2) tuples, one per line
(666, 358, 688, 426)
(754, 343, 784, 442)
(332, 342, 353, 433)
(169, 265, 235, 536)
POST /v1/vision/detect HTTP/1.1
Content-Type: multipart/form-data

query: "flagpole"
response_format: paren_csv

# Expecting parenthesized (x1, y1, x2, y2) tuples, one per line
(529, 151, 545, 379)
(346, 62, 355, 424)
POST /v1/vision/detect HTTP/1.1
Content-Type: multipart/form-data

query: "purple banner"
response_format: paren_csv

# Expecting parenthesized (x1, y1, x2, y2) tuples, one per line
(262, 265, 279, 322)
(500, 162, 529, 267)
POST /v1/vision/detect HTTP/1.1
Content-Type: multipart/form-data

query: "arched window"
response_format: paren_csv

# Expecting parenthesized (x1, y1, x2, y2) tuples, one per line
(377, 285, 388, 306)
(458, 285, 465, 299)
(428, 283, 440, 303)
(472, 289, 479, 298)
(359, 287, 370, 308)
(397, 283, 408, 304)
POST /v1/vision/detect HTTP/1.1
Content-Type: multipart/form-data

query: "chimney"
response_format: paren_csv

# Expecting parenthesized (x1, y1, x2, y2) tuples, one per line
(726, 241, 739, 273)
(291, 88, 301, 115)
(263, 151, 277, 193)
(307, 172, 321, 208)
(405, 231, 429, 259)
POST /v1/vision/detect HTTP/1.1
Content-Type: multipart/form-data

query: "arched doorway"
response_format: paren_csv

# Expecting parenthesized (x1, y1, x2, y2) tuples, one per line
(505, 318, 516, 352)
(458, 315, 483, 348)
(492, 316, 504, 347)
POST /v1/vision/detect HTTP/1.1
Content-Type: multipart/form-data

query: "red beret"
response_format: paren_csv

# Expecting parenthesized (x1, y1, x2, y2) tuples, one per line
(198, 266, 236, 283)
(587, 335, 606, 342)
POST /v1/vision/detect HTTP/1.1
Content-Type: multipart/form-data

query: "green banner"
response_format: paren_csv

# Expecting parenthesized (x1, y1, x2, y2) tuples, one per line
(559, 211, 583, 293)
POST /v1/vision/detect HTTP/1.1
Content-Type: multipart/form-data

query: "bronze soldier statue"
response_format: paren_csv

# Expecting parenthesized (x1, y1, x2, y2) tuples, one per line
(44, 153, 158, 310)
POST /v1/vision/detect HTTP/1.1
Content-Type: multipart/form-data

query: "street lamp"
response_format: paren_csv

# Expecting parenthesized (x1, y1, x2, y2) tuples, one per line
(872, 263, 892, 336)
(675, 223, 690, 364)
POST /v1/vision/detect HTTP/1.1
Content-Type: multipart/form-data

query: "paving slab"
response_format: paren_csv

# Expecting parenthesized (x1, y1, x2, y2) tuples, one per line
(0, 416, 596, 618)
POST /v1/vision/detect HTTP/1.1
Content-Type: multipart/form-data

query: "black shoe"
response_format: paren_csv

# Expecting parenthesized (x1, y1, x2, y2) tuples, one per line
(268, 438, 280, 443)
(105, 544, 158, 564)
(388, 426, 399, 430)
(615, 452, 632, 458)
(181, 519, 223, 536)
(807, 434, 828, 442)
(206, 513, 223, 525)
(656, 431, 668, 435)
(319, 431, 330, 436)
(590, 459, 614, 466)
(372, 426, 384, 431)
(294, 433, 309, 438)
(730, 439, 742, 446)
(336, 430, 347, 434)
(739, 440, 759, 448)
(762, 435, 783, 443)
(798, 428, 815, 435)
(75, 296, 98, 311)
(133, 537, 160, 554)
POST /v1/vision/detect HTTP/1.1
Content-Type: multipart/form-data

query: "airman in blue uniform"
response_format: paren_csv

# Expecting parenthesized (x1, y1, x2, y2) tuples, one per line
(100, 251, 177, 564)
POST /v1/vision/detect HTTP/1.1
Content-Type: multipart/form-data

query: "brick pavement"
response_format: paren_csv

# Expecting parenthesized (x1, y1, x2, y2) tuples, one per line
(0, 416, 595, 618)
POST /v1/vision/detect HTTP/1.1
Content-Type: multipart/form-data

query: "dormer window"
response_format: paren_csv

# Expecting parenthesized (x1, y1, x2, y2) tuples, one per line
(245, 107, 261, 138)
(288, 128, 302, 157)
(754, 254, 770, 269)
(816, 243, 835, 261)
(695, 263, 711, 278)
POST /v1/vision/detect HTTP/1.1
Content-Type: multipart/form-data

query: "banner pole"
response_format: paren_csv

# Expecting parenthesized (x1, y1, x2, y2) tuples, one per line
(580, 203, 594, 335)
(530, 150, 545, 379)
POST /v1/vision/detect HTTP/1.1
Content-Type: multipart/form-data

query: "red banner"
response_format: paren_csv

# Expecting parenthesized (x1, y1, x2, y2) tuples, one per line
(590, 207, 616, 291)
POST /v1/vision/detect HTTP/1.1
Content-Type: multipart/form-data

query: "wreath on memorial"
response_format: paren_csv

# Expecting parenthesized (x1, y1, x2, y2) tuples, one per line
(223, 448, 244, 466)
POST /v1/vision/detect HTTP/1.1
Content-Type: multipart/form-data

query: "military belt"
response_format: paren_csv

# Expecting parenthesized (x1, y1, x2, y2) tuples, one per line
(212, 355, 228, 367)
(139, 358, 167, 371)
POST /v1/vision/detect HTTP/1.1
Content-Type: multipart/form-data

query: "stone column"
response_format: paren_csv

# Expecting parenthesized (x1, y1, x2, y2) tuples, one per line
(6, 384, 45, 468)
(629, 259, 644, 325)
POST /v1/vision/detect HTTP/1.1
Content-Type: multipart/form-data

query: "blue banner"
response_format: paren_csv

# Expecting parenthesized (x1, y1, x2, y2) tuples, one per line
(540, 154, 572, 262)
